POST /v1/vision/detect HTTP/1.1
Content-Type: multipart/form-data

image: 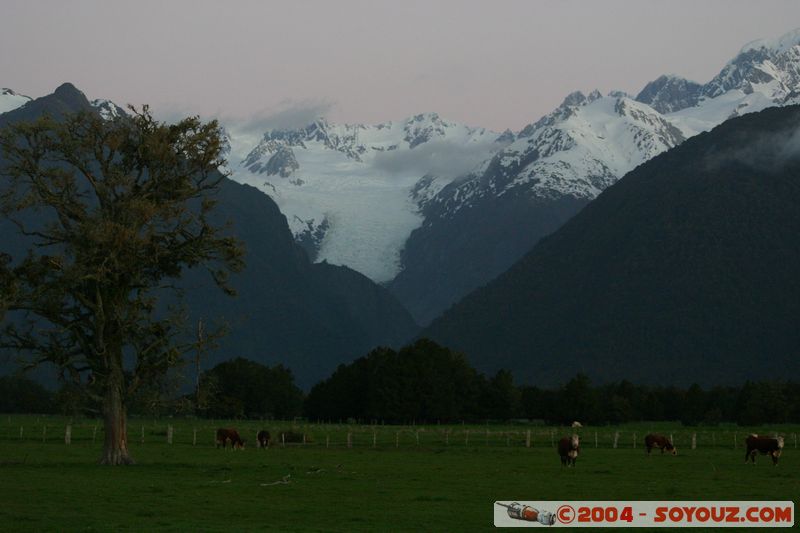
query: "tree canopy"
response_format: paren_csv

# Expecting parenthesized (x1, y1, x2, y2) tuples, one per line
(0, 107, 244, 464)
(198, 357, 303, 419)
(304, 339, 519, 423)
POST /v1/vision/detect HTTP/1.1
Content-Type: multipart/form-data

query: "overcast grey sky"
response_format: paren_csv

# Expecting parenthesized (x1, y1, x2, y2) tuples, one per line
(2, 0, 800, 131)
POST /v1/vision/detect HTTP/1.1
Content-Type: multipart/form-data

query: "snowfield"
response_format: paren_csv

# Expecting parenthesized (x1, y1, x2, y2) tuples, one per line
(222, 28, 800, 283)
(4, 29, 800, 286)
(226, 114, 507, 282)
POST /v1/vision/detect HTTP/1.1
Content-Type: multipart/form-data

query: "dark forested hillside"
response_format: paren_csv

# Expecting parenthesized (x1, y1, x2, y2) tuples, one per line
(388, 193, 587, 325)
(0, 84, 418, 388)
(422, 105, 800, 386)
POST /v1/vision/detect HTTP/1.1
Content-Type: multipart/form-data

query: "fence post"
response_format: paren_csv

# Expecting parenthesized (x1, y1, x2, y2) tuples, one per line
(613, 431, 619, 449)
(92, 425, 98, 443)
(65, 425, 72, 445)
(526, 430, 531, 449)
(283, 432, 287, 448)
(167, 425, 173, 445)
(633, 432, 637, 448)
(692, 433, 697, 450)
(193, 428, 197, 446)
(670, 433, 674, 448)
(141, 425, 145, 444)
(595, 431, 598, 448)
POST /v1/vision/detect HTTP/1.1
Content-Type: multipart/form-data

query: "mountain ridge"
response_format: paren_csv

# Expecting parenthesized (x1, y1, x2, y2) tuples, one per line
(420, 104, 800, 386)
(0, 84, 419, 388)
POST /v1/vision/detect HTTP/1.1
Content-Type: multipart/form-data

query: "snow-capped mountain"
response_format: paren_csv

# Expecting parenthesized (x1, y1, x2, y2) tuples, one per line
(5, 29, 799, 327)
(430, 30, 800, 220)
(227, 113, 508, 282)
(90, 99, 127, 120)
(430, 90, 686, 216)
(634, 75, 703, 114)
(390, 27, 800, 324)
(0, 88, 32, 114)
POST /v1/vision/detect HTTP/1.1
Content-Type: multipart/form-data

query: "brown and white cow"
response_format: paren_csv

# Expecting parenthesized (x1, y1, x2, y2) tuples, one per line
(216, 428, 245, 449)
(558, 434, 580, 467)
(257, 430, 271, 449)
(745, 434, 784, 466)
(644, 433, 676, 455)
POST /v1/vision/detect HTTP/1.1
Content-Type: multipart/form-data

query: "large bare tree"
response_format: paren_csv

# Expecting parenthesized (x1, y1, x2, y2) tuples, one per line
(0, 107, 244, 465)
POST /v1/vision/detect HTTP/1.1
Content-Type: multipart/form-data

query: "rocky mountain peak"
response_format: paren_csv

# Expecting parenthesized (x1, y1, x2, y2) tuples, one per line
(635, 74, 702, 113)
(703, 28, 800, 99)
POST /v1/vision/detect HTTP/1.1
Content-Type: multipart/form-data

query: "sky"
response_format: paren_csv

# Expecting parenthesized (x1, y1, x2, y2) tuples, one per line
(2, 0, 800, 131)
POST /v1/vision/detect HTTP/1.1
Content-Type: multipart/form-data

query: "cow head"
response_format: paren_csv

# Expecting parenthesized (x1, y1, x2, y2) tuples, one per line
(776, 436, 785, 449)
(666, 442, 677, 455)
(570, 434, 580, 450)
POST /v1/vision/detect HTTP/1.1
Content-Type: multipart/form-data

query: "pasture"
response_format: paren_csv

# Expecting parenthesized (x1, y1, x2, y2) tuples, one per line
(0, 416, 798, 531)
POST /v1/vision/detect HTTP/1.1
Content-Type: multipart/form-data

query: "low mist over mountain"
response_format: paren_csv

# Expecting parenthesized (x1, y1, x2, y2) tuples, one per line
(4, 28, 800, 386)
(227, 113, 507, 283)
(422, 105, 800, 386)
(0, 84, 418, 388)
(391, 28, 800, 324)
(188, 28, 800, 326)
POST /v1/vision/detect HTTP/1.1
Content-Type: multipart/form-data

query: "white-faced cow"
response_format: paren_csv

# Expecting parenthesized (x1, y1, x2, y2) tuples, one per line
(558, 434, 580, 467)
(644, 433, 676, 456)
(216, 428, 245, 449)
(745, 434, 784, 466)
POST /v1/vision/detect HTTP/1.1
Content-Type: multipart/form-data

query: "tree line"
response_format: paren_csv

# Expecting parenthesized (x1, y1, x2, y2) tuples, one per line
(3, 339, 800, 426)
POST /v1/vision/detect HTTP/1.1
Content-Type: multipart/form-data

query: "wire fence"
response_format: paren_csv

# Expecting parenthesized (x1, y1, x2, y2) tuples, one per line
(1, 415, 798, 451)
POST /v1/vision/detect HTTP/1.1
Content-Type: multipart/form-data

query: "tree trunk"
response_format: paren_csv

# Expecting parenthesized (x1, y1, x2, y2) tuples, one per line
(100, 369, 134, 465)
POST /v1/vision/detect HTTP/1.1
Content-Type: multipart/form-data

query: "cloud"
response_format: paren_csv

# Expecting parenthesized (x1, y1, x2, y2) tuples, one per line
(372, 138, 502, 179)
(704, 123, 800, 173)
(226, 99, 336, 135)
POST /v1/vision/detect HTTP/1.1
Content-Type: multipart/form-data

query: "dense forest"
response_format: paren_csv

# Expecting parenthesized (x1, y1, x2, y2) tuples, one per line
(422, 106, 800, 386)
(2, 339, 800, 426)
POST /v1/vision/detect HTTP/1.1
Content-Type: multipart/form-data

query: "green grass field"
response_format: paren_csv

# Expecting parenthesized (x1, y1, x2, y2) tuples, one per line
(0, 416, 797, 531)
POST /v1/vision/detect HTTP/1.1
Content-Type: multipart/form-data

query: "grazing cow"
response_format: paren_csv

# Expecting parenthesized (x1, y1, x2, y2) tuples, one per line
(257, 430, 271, 449)
(745, 434, 784, 466)
(644, 433, 676, 456)
(558, 434, 580, 467)
(216, 428, 245, 449)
